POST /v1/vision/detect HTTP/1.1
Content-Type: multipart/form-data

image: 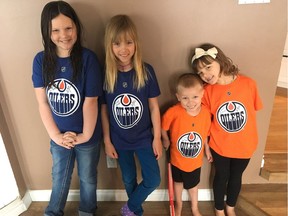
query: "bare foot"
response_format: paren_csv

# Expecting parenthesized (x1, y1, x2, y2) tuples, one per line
(175, 204, 182, 216)
(215, 209, 225, 216)
(226, 205, 236, 216)
(191, 207, 202, 216)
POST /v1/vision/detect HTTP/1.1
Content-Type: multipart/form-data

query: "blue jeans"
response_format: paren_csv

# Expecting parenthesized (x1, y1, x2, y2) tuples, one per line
(44, 140, 101, 216)
(117, 146, 161, 216)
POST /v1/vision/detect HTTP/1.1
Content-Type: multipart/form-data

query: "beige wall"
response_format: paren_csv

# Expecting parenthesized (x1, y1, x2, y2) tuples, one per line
(0, 0, 286, 192)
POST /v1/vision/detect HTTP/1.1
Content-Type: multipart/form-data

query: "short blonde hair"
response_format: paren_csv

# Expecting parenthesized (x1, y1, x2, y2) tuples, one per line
(176, 73, 203, 93)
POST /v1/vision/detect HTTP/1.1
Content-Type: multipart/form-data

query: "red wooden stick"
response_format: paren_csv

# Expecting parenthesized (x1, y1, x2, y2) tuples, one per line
(168, 163, 175, 216)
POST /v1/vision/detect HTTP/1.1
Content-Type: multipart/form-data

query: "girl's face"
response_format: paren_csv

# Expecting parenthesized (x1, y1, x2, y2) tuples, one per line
(112, 34, 135, 65)
(50, 14, 77, 57)
(197, 60, 221, 85)
(176, 84, 204, 115)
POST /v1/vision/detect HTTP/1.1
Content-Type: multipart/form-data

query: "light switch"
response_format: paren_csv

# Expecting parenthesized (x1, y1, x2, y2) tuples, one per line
(238, 0, 270, 4)
(106, 155, 118, 168)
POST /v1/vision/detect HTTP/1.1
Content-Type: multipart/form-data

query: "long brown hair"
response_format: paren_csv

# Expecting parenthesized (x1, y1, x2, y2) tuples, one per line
(191, 43, 239, 77)
(41, 1, 83, 88)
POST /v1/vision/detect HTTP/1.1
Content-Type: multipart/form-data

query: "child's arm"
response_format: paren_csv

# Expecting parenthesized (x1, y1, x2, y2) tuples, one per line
(74, 97, 98, 145)
(149, 97, 162, 160)
(161, 129, 171, 150)
(204, 138, 213, 162)
(101, 104, 118, 159)
(34, 88, 74, 148)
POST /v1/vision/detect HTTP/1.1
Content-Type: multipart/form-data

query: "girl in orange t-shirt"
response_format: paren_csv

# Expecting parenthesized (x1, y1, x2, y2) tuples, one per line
(191, 44, 263, 216)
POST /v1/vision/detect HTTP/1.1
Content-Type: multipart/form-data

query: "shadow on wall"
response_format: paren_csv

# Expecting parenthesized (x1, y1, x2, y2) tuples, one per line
(71, 2, 106, 66)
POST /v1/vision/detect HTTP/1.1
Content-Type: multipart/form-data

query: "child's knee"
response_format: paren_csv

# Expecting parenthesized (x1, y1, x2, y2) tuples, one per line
(145, 175, 161, 189)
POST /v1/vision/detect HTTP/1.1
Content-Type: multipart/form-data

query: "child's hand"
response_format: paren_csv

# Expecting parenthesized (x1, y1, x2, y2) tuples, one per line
(205, 147, 213, 163)
(162, 139, 170, 151)
(105, 142, 118, 159)
(153, 138, 162, 160)
(160, 130, 170, 150)
(73, 133, 91, 145)
(206, 153, 213, 163)
(62, 131, 77, 149)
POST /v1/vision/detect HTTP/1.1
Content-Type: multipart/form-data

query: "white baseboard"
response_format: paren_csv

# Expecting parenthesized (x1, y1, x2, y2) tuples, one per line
(277, 81, 288, 89)
(21, 191, 32, 211)
(0, 197, 28, 216)
(4, 189, 212, 215)
(28, 189, 213, 202)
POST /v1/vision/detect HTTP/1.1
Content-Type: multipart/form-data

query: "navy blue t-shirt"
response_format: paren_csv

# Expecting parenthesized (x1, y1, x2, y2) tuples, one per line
(103, 63, 160, 150)
(32, 48, 103, 145)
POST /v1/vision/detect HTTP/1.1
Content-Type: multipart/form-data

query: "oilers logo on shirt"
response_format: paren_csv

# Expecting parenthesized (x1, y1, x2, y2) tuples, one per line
(216, 101, 247, 133)
(46, 78, 80, 116)
(177, 132, 202, 158)
(112, 93, 143, 129)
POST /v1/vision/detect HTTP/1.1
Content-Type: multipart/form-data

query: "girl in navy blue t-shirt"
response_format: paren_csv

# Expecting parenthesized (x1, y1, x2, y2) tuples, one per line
(32, 1, 102, 215)
(102, 15, 162, 216)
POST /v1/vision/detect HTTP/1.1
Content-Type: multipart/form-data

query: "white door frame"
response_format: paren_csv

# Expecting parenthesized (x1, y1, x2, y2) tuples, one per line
(0, 133, 19, 209)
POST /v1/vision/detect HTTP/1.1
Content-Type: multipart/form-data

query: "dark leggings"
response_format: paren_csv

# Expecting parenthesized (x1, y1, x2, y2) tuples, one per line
(211, 149, 250, 210)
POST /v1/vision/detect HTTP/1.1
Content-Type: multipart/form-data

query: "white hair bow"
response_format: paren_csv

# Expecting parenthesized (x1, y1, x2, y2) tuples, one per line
(191, 47, 218, 64)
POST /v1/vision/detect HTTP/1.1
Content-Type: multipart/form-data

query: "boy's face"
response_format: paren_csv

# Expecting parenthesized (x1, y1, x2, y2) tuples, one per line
(176, 84, 204, 115)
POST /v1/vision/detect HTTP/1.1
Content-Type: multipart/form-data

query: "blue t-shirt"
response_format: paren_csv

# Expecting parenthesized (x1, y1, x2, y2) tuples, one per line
(32, 48, 103, 145)
(103, 63, 160, 150)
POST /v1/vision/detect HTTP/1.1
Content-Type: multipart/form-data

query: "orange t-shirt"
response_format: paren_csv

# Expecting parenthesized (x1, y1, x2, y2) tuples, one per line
(162, 103, 211, 172)
(202, 75, 263, 158)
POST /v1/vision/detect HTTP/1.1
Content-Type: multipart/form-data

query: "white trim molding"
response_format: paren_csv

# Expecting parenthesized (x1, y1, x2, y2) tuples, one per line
(28, 189, 213, 202)
(3, 189, 213, 215)
(0, 196, 27, 216)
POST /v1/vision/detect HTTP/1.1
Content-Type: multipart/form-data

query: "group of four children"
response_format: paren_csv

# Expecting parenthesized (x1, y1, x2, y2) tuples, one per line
(32, 1, 263, 216)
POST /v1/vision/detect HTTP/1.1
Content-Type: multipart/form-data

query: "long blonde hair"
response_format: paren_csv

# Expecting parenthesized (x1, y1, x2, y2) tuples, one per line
(104, 14, 148, 93)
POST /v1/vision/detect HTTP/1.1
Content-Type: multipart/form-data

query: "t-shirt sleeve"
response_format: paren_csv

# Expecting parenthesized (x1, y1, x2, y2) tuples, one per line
(202, 86, 211, 112)
(83, 49, 103, 97)
(32, 52, 45, 88)
(99, 91, 107, 104)
(204, 108, 212, 136)
(145, 64, 161, 98)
